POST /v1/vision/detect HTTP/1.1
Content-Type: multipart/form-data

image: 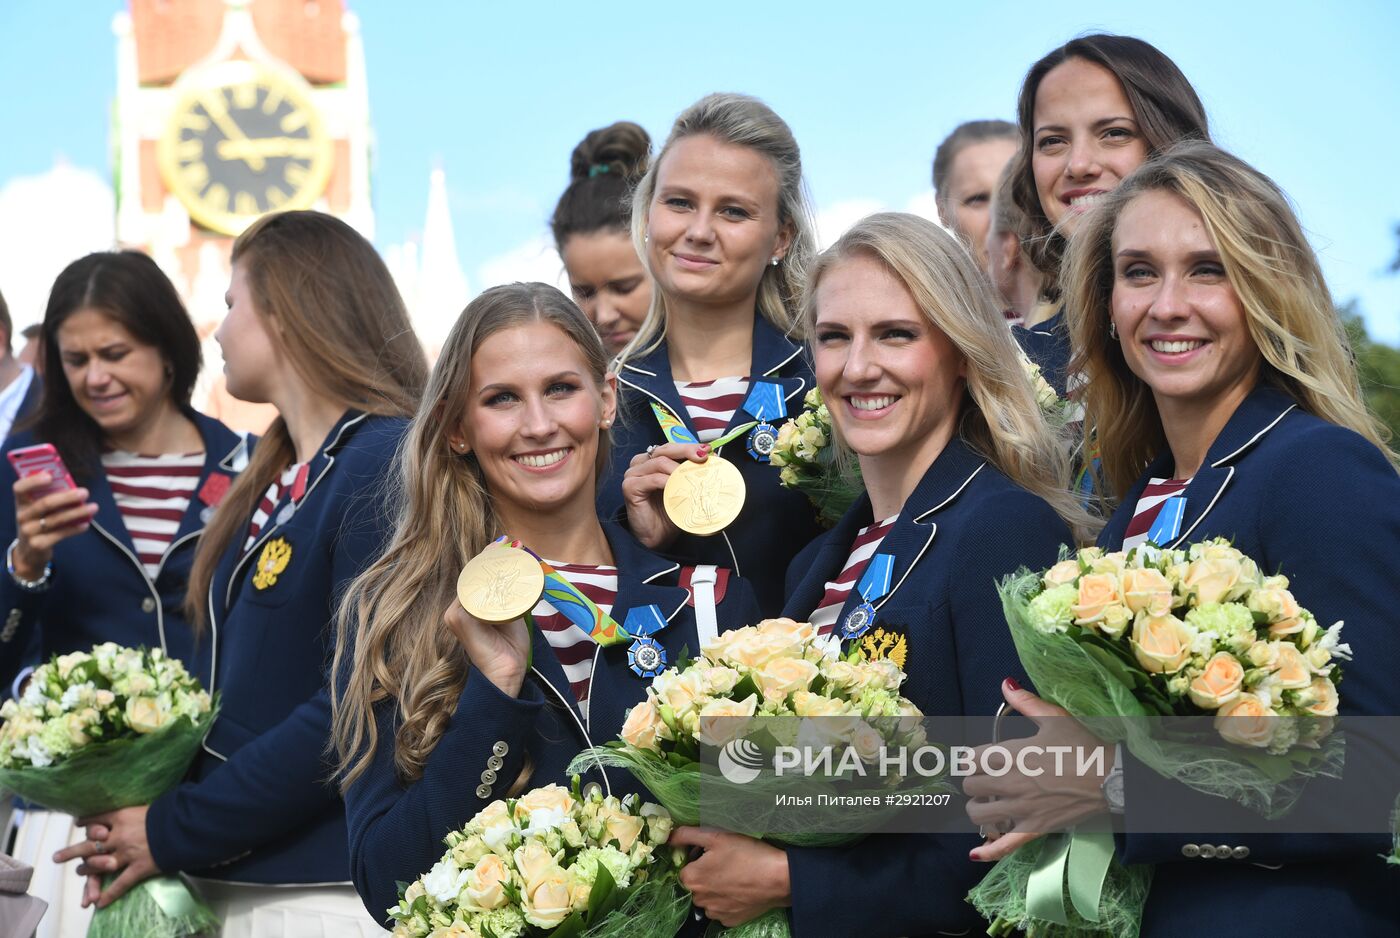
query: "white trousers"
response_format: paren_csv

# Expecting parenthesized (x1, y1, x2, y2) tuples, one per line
(191, 879, 389, 938)
(10, 810, 92, 938)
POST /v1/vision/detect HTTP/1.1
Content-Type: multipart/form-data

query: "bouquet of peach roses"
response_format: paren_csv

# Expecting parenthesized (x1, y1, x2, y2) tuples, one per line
(969, 539, 1348, 937)
(571, 617, 935, 938)
(386, 780, 687, 938)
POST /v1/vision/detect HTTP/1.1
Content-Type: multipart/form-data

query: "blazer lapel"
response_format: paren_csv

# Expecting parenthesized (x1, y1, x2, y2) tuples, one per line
(719, 318, 809, 438)
(785, 496, 871, 621)
(617, 346, 697, 442)
(1148, 384, 1297, 550)
(832, 438, 987, 640)
(157, 419, 247, 573)
(86, 467, 141, 564)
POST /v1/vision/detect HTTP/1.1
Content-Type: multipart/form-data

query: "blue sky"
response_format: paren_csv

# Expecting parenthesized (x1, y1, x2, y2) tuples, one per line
(2, 0, 1398, 341)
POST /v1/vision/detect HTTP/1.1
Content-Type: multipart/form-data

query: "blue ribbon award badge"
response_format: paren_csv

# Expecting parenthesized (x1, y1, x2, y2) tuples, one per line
(624, 604, 670, 678)
(842, 552, 894, 640)
(741, 380, 787, 462)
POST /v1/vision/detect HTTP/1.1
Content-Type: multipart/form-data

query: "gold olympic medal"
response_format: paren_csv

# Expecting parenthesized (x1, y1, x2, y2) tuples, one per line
(456, 544, 545, 623)
(662, 455, 746, 536)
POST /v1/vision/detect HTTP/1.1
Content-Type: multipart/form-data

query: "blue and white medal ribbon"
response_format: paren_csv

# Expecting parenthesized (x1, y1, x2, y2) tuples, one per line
(1146, 496, 1186, 546)
(741, 380, 787, 462)
(842, 552, 894, 639)
(624, 604, 669, 678)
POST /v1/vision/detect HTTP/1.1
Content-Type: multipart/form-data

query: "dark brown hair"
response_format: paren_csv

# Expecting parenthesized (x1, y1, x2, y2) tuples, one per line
(550, 121, 651, 253)
(1009, 34, 1211, 289)
(185, 211, 428, 630)
(31, 252, 201, 478)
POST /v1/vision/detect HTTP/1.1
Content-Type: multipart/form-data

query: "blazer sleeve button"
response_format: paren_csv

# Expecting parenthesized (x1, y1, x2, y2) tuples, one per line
(475, 784, 492, 799)
(480, 769, 497, 785)
(141, 597, 157, 613)
(487, 755, 504, 771)
(1181, 844, 1201, 858)
(1231, 846, 1250, 860)
(492, 741, 509, 758)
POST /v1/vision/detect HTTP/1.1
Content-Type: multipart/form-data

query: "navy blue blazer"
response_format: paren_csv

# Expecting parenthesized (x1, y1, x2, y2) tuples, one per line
(146, 411, 407, 886)
(1012, 307, 1070, 398)
(781, 437, 1072, 937)
(1098, 384, 1400, 934)
(345, 522, 761, 919)
(0, 412, 248, 687)
(600, 316, 825, 615)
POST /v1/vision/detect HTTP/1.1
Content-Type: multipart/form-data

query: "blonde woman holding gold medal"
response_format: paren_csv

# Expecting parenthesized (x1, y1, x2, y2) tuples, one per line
(669, 213, 1093, 934)
(57, 211, 427, 936)
(603, 93, 824, 616)
(329, 283, 760, 921)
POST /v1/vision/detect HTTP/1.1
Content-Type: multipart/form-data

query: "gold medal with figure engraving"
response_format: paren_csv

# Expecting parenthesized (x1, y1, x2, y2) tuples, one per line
(456, 544, 544, 623)
(663, 455, 746, 536)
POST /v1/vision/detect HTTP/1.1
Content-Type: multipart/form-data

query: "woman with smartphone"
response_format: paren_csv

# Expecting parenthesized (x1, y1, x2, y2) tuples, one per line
(1, 249, 246, 938)
(56, 211, 427, 936)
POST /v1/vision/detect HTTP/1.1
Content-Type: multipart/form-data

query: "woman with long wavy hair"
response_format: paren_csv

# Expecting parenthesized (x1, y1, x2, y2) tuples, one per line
(963, 142, 1400, 935)
(330, 282, 758, 920)
(57, 211, 427, 936)
(669, 212, 1094, 934)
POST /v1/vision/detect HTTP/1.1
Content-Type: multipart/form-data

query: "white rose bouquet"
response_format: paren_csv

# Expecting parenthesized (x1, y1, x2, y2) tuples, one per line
(572, 618, 935, 938)
(386, 781, 687, 938)
(970, 539, 1348, 937)
(768, 388, 861, 527)
(0, 642, 218, 938)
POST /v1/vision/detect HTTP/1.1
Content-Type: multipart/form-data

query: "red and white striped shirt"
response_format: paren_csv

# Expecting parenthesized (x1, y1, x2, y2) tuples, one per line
(809, 516, 899, 635)
(244, 462, 307, 550)
(532, 563, 619, 714)
(1121, 477, 1191, 551)
(101, 451, 205, 578)
(674, 377, 749, 443)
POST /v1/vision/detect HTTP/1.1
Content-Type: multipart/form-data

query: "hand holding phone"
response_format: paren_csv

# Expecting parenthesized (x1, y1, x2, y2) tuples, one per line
(7, 444, 97, 577)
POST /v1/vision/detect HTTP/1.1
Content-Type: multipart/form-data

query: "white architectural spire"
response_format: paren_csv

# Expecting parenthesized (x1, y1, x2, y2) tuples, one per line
(411, 164, 469, 353)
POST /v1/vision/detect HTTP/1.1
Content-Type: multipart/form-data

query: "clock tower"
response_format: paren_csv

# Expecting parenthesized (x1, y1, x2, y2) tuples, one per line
(111, 0, 372, 426)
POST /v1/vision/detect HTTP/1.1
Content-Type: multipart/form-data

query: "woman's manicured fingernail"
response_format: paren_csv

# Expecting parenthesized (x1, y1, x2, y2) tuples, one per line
(1005, 677, 1021, 691)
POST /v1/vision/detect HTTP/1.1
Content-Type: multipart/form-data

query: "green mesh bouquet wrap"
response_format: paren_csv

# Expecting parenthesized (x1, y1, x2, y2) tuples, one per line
(386, 779, 688, 938)
(969, 540, 1348, 937)
(572, 617, 938, 938)
(0, 642, 219, 938)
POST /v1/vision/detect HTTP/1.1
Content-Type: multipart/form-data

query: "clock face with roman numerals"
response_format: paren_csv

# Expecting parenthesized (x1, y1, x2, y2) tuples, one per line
(157, 60, 333, 236)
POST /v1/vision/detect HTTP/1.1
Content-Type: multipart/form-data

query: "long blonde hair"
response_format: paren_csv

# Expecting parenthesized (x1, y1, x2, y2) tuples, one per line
(186, 211, 427, 631)
(330, 283, 612, 789)
(1062, 141, 1399, 498)
(618, 93, 818, 364)
(803, 212, 1098, 543)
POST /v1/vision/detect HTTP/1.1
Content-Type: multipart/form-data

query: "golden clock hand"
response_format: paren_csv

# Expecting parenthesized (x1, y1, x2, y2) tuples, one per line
(200, 92, 266, 172)
(216, 137, 319, 161)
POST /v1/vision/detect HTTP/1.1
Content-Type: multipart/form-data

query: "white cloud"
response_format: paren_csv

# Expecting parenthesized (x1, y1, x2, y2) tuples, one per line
(474, 235, 567, 295)
(813, 199, 885, 250)
(0, 162, 115, 330)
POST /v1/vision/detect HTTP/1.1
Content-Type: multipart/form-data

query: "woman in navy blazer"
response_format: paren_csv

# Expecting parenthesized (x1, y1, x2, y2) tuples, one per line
(1004, 34, 1211, 396)
(666, 213, 1093, 935)
(58, 212, 428, 935)
(330, 283, 758, 920)
(600, 93, 823, 615)
(966, 144, 1400, 933)
(3, 251, 245, 936)
(1, 251, 245, 688)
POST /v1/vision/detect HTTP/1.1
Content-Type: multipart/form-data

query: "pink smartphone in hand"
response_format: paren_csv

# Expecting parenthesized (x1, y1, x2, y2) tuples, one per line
(7, 443, 77, 499)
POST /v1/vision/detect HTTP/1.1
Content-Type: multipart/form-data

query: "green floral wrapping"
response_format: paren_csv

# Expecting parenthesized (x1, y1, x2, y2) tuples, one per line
(968, 565, 1345, 937)
(1, 708, 220, 938)
(574, 875, 692, 938)
(0, 707, 214, 817)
